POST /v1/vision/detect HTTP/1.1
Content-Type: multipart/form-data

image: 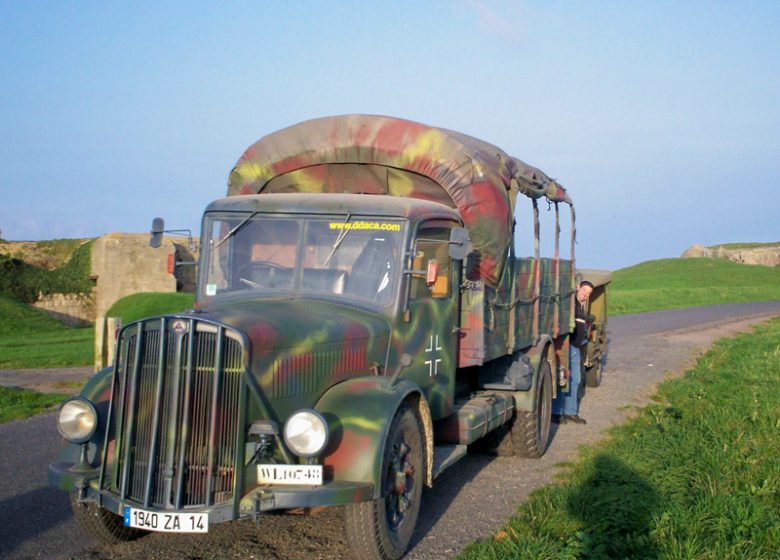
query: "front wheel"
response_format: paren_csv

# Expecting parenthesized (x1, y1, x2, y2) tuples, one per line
(70, 494, 147, 544)
(344, 403, 423, 560)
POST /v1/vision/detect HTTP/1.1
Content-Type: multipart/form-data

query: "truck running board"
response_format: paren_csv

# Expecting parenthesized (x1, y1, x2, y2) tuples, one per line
(434, 392, 514, 445)
(432, 444, 468, 479)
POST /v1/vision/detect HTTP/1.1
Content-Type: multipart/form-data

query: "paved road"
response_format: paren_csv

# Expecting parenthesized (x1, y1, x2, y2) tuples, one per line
(1, 301, 779, 560)
(0, 367, 92, 392)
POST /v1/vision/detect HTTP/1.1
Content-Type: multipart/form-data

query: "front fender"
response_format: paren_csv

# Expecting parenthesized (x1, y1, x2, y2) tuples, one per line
(50, 366, 114, 489)
(513, 336, 552, 412)
(316, 376, 420, 500)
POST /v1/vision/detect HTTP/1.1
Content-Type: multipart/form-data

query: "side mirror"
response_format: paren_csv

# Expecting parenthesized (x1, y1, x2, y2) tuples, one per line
(150, 217, 165, 248)
(448, 227, 471, 260)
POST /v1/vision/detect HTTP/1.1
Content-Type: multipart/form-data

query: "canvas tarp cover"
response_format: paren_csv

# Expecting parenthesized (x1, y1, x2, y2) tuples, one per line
(227, 114, 571, 287)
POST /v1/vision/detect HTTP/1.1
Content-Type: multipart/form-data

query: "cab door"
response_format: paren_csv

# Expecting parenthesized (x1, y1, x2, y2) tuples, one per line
(400, 221, 460, 420)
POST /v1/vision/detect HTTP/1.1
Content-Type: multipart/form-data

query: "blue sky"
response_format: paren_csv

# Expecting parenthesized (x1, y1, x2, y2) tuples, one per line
(1, 1, 778, 270)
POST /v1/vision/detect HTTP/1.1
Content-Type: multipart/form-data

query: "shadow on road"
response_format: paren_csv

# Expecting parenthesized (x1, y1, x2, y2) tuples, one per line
(0, 485, 73, 558)
(410, 417, 566, 552)
(566, 454, 660, 558)
(411, 452, 496, 549)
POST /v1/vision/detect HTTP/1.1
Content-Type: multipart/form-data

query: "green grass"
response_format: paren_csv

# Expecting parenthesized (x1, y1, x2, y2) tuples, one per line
(0, 386, 69, 424)
(610, 258, 780, 315)
(460, 317, 780, 560)
(0, 292, 194, 369)
(106, 292, 195, 324)
(0, 294, 93, 368)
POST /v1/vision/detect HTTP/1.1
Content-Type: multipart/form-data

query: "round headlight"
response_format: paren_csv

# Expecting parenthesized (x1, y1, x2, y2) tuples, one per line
(283, 410, 328, 458)
(57, 399, 97, 443)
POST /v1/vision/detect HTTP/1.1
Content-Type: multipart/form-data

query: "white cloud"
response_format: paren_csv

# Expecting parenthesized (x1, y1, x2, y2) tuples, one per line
(464, 0, 525, 42)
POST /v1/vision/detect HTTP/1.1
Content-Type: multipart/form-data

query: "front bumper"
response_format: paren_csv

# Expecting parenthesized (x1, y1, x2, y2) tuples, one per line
(49, 461, 374, 521)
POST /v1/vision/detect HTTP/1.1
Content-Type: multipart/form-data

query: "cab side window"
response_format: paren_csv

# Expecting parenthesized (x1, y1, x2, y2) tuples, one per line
(411, 226, 452, 300)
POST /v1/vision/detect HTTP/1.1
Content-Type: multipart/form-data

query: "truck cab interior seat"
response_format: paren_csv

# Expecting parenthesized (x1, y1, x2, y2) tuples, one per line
(347, 239, 393, 301)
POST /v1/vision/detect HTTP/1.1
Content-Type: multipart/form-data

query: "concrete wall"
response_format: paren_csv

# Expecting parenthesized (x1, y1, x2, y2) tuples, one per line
(682, 244, 780, 266)
(32, 290, 95, 327)
(91, 233, 179, 318)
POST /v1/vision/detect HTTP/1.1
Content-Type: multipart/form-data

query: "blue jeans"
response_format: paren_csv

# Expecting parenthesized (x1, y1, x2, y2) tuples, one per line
(553, 343, 582, 416)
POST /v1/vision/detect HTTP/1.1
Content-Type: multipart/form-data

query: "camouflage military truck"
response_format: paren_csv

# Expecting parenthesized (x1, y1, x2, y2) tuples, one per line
(50, 115, 610, 560)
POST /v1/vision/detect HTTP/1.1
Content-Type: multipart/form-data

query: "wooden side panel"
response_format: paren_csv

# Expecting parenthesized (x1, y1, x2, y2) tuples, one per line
(483, 261, 512, 362)
(514, 257, 537, 351)
(538, 258, 556, 337)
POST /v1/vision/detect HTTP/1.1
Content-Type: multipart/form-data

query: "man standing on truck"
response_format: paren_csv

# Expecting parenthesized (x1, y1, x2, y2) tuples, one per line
(553, 280, 594, 424)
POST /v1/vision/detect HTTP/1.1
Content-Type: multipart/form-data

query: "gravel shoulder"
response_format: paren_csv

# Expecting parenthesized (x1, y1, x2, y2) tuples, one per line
(1, 302, 779, 560)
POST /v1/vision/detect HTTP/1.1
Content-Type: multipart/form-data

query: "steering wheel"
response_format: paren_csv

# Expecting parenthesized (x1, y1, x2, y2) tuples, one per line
(236, 261, 288, 289)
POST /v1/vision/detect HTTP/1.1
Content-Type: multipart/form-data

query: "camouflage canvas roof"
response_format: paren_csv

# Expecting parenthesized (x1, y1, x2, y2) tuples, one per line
(227, 114, 571, 287)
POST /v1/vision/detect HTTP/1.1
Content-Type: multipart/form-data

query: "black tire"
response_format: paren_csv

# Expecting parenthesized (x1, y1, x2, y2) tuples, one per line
(511, 358, 553, 458)
(344, 403, 423, 560)
(585, 357, 603, 388)
(70, 494, 147, 544)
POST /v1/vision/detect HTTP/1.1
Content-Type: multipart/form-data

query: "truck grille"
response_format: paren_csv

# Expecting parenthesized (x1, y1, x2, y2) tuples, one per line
(106, 317, 246, 509)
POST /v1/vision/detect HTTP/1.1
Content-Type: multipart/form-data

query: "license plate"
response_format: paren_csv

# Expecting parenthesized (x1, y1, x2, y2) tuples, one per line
(258, 464, 323, 485)
(123, 507, 208, 533)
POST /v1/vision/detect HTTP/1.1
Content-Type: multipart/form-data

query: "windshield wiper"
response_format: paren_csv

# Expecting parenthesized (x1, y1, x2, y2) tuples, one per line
(322, 213, 352, 265)
(213, 210, 259, 249)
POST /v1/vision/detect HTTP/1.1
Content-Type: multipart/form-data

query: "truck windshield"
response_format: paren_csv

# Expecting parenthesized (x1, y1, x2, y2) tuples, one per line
(201, 213, 404, 305)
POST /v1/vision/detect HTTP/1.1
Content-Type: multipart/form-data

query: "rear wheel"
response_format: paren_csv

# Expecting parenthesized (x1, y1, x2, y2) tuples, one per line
(344, 403, 423, 560)
(478, 358, 552, 458)
(70, 494, 147, 544)
(511, 358, 552, 458)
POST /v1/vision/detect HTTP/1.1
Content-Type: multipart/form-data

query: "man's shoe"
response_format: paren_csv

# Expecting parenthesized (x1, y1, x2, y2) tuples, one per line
(564, 415, 587, 424)
(552, 414, 567, 424)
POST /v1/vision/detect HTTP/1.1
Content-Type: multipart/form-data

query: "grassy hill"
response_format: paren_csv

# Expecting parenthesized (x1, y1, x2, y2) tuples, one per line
(0, 240, 93, 303)
(609, 257, 780, 315)
(0, 238, 90, 270)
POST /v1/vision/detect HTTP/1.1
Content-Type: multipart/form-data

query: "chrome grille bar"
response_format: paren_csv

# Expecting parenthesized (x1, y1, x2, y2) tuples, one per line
(119, 322, 144, 501)
(174, 319, 196, 509)
(205, 327, 224, 507)
(143, 317, 167, 507)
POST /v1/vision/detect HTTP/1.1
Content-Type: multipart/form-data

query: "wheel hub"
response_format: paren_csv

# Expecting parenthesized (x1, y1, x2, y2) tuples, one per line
(386, 440, 415, 529)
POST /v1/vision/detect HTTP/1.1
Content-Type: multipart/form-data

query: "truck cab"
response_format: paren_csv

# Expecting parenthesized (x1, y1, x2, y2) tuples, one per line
(198, 193, 464, 421)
